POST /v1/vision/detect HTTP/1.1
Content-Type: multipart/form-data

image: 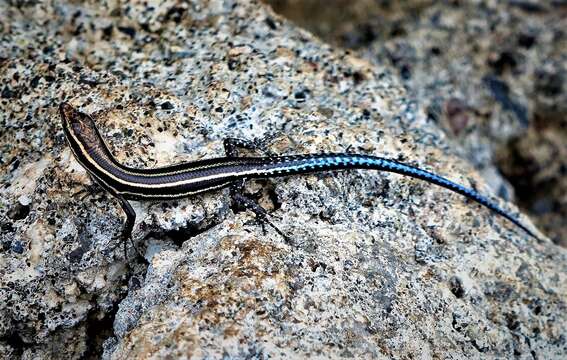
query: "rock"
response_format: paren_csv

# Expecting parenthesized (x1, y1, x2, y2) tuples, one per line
(0, 0, 566, 359)
(265, 0, 567, 246)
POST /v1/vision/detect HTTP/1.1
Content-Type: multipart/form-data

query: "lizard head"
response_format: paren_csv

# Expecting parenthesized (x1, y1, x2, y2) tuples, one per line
(59, 102, 108, 156)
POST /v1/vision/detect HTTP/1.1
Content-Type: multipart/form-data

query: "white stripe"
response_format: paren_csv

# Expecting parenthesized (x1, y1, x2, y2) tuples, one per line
(68, 126, 301, 190)
(118, 181, 232, 198)
(113, 159, 243, 177)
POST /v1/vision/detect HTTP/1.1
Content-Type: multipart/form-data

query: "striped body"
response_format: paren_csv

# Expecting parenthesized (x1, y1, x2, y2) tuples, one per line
(59, 103, 536, 239)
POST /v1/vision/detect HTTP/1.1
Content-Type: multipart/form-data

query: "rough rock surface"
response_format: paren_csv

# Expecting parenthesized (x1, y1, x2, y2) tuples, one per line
(265, 0, 567, 246)
(0, 0, 566, 359)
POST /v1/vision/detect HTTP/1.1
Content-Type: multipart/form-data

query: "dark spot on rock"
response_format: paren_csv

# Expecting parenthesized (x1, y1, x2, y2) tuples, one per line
(73, 23, 84, 36)
(264, 17, 277, 30)
(362, 109, 370, 118)
(535, 70, 563, 97)
(146, 220, 216, 247)
(312, 261, 327, 272)
(11, 241, 24, 254)
(483, 75, 528, 127)
(1, 222, 14, 233)
(488, 51, 518, 74)
(400, 64, 411, 80)
(509, 0, 546, 13)
(470, 339, 488, 353)
(129, 276, 142, 291)
(1, 86, 14, 99)
(352, 71, 365, 84)
(215, 106, 223, 113)
(505, 312, 520, 330)
(8, 203, 30, 221)
(449, 276, 465, 298)
(517, 33, 536, 48)
(227, 58, 238, 70)
(318, 107, 334, 118)
(161, 101, 174, 110)
(389, 21, 406, 37)
(102, 25, 113, 40)
(451, 313, 464, 332)
(44, 75, 56, 83)
(4, 331, 25, 357)
(165, 7, 186, 23)
(140, 22, 152, 33)
(68, 231, 92, 263)
(30, 75, 41, 88)
(118, 26, 136, 39)
(9, 158, 20, 171)
(430, 46, 442, 56)
(2, 239, 11, 251)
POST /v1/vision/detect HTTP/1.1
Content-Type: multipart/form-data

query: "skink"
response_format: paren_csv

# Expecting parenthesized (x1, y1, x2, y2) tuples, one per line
(59, 102, 537, 252)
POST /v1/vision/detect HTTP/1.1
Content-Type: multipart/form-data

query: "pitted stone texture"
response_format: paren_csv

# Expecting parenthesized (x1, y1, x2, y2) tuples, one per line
(105, 218, 567, 359)
(1, 0, 565, 359)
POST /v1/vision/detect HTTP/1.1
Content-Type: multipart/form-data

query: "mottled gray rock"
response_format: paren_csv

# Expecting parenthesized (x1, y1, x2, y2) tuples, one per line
(0, 0, 566, 359)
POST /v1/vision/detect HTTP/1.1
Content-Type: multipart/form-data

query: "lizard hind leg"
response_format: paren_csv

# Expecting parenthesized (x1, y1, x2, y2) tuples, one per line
(230, 189, 291, 243)
(224, 136, 290, 242)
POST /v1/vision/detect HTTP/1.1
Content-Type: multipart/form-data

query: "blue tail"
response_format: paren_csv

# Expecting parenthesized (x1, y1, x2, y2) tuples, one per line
(255, 153, 538, 240)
